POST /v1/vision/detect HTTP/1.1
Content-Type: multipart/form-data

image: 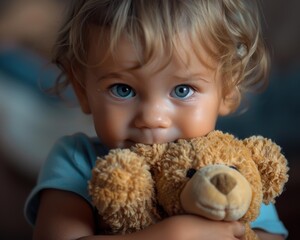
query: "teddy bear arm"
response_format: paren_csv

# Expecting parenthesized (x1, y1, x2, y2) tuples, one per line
(89, 149, 158, 233)
(244, 223, 259, 240)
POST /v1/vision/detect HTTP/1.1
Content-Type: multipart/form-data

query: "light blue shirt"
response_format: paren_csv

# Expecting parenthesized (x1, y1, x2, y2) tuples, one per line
(24, 133, 288, 237)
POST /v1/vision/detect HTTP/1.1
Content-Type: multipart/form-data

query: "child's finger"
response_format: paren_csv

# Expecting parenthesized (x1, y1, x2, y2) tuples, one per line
(233, 222, 246, 238)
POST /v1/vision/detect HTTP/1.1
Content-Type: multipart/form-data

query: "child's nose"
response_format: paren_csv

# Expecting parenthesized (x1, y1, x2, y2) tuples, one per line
(134, 100, 172, 129)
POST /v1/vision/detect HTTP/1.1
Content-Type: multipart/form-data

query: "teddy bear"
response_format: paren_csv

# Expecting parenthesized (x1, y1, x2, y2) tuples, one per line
(88, 130, 289, 239)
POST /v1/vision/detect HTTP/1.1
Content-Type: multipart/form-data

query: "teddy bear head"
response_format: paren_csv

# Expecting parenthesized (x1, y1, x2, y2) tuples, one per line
(132, 130, 289, 222)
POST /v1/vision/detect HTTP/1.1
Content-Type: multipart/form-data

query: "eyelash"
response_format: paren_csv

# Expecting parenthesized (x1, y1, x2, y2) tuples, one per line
(109, 84, 136, 99)
(170, 85, 195, 99)
(108, 83, 196, 100)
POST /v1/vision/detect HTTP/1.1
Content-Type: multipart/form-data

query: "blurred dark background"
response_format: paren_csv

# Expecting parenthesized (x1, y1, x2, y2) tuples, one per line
(0, 0, 299, 239)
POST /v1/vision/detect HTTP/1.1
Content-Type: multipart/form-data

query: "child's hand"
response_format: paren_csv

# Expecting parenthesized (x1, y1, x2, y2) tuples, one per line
(128, 215, 245, 240)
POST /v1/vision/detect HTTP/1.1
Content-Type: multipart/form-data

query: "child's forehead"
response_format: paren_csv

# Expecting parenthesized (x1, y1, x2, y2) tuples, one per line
(86, 26, 217, 70)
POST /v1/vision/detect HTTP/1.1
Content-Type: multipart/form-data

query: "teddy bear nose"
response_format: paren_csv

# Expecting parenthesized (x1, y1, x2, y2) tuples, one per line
(210, 173, 237, 195)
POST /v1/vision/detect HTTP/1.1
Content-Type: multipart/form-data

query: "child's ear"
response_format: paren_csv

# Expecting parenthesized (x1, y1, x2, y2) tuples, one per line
(218, 87, 240, 116)
(67, 68, 91, 114)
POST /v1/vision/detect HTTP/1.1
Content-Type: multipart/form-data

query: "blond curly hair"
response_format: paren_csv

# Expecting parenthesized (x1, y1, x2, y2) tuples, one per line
(52, 0, 269, 111)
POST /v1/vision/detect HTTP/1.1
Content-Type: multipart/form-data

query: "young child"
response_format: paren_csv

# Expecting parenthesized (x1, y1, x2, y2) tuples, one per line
(25, 1, 288, 239)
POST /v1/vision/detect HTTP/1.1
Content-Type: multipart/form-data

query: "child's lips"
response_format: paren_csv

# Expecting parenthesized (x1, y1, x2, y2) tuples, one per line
(126, 128, 181, 146)
(126, 137, 175, 146)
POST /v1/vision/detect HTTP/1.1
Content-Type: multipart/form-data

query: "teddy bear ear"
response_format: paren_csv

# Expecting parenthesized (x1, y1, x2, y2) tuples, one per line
(243, 136, 289, 204)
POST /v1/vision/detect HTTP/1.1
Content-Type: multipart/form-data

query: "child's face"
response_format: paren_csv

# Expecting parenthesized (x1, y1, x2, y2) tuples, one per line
(73, 29, 232, 149)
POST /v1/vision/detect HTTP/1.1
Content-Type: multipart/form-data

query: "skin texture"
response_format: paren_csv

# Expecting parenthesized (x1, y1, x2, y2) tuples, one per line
(79, 30, 232, 149)
(33, 29, 285, 240)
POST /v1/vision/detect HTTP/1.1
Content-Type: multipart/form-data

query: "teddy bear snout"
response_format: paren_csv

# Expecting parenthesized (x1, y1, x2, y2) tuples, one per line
(210, 173, 237, 195)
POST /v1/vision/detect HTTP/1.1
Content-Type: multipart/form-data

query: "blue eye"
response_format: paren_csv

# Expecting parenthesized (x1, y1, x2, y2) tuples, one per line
(171, 85, 194, 99)
(110, 84, 136, 99)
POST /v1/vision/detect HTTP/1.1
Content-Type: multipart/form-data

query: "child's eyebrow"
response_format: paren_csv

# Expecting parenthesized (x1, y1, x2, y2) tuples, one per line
(97, 62, 143, 81)
(97, 72, 126, 81)
(173, 73, 211, 83)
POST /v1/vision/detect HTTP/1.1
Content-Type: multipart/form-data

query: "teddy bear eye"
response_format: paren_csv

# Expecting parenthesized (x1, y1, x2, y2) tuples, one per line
(186, 168, 197, 178)
(229, 166, 238, 171)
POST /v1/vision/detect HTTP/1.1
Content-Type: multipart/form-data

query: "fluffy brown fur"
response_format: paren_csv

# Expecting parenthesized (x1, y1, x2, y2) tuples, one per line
(89, 130, 289, 239)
